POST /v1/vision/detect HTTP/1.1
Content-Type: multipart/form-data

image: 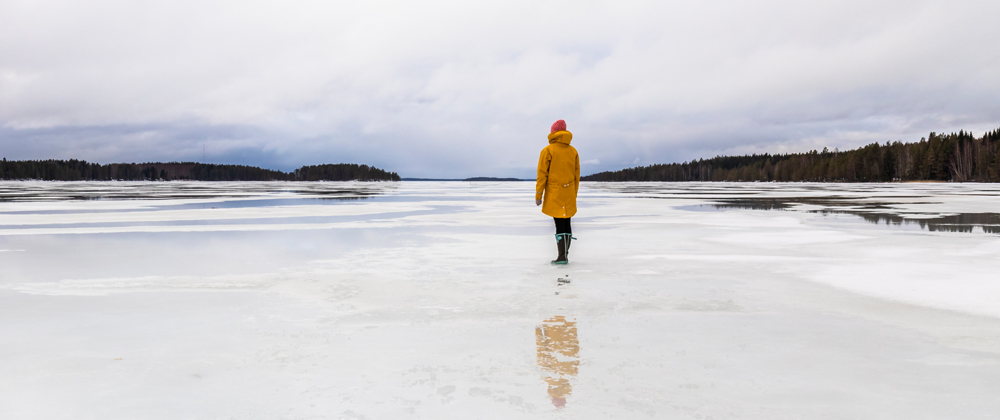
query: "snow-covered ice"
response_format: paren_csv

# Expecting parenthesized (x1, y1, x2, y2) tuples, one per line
(2, 181, 1000, 419)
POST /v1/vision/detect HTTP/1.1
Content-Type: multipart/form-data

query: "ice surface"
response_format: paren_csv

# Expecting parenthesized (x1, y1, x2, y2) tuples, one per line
(2, 181, 1000, 419)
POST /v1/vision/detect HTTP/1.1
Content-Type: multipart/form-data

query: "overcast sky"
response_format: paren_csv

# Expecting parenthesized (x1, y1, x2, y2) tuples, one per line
(2, 0, 999, 178)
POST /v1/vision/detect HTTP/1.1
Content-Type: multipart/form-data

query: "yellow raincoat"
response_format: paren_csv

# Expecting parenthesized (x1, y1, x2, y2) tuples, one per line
(536, 130, 580, 218)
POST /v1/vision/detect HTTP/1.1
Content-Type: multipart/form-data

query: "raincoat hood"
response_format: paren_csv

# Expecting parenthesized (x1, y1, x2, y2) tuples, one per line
(548, 130, 573, 145)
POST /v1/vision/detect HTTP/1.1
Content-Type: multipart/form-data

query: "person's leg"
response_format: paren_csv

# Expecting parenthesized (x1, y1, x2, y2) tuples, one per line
(553, 217, 569, 234)
(552, 218, 568, 263)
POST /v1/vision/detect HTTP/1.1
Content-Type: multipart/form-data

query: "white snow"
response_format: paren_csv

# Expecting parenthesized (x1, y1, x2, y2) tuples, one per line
(2, 181, 1000, 419)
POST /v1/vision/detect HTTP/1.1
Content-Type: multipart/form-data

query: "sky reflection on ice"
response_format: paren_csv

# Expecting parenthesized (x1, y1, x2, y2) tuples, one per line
(0, 180, 396, 202)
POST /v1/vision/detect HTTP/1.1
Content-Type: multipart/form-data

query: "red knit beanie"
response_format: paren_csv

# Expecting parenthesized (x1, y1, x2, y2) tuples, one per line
(550, 119, 567, 133)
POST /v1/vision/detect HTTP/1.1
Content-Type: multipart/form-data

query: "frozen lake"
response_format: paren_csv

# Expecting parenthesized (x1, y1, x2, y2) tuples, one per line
(2, 181, 1000, 419)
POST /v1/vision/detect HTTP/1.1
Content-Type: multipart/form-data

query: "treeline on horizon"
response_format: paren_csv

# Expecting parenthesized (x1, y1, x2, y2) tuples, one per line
(583, 128, 1000, 182)
(0, 160, 401, 182)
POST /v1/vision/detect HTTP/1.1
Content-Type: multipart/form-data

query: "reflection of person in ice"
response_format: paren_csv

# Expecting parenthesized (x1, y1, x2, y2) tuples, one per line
(535, 119, 580, 264)
(535, 316, 580, 408)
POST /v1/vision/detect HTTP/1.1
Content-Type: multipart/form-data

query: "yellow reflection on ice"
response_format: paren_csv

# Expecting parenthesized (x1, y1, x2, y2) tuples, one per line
(535, 315, 579, 408)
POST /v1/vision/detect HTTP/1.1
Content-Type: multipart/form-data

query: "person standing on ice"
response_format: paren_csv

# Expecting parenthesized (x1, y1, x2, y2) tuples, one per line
(535, 119, 580, 264)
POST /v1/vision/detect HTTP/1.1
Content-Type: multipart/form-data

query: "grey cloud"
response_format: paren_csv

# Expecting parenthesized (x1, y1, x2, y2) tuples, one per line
(1, 0, 998, 178)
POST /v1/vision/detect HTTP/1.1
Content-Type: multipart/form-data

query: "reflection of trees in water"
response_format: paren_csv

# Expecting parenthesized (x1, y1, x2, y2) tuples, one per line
(711, 197, 910, 211)
(707, 198, 1000, 234)
(314, 196, 370, 201)
(712, 198, 794, 211)
(831, 211, 1000, 233)
(536, 316, 579, 409)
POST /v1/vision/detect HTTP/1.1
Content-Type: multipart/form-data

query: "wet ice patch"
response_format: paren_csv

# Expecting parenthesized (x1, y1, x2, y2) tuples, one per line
(673, 299, 744, 312)
(628, 254, 814, 262)
(7, 275, 270, 296)
(708, 230, 870, 246)
(0, 201, 434, 226)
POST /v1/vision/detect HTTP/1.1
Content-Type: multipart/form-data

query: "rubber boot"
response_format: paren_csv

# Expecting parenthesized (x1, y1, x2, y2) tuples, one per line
(565, 234, 576, 257)
(551, 234, 568, 264)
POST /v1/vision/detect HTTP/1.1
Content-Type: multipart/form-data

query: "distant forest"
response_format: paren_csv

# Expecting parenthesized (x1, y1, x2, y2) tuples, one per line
(583, 128, 1000, 182)
(0, 160, 400, 182)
